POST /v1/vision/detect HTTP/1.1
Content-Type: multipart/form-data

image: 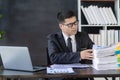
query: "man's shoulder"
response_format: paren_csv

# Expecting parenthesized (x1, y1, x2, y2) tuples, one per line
(47, 32, 61, 39)
(47, 33, 57, 38)
(76, 31, 88, 36)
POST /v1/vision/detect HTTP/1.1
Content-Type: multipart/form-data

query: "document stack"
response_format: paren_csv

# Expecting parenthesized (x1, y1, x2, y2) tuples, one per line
(47, 63, 90, 74)
(92, 43, 120, 70)
(115, 45, 120, 70)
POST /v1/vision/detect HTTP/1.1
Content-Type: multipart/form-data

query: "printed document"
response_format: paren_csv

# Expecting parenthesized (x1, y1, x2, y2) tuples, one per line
(50, 63, 90, 68)
(47, 67, 74, 74)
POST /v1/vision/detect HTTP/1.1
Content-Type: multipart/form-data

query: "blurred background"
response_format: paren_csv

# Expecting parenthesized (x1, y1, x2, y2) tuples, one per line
(0, 0, 77, 66)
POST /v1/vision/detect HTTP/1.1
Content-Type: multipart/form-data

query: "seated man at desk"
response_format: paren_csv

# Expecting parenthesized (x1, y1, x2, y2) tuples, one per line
(47, 10, 94, 80)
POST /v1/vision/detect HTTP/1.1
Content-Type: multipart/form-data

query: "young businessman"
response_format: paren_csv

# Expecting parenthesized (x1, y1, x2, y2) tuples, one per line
(47, 10, 94, 80)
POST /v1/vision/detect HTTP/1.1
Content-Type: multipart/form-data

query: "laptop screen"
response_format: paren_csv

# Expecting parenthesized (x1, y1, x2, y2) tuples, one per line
(0, 46, 34, 71)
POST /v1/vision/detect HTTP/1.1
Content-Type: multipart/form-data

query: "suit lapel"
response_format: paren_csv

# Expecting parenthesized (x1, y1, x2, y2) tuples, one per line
(57, 32, 69, 52)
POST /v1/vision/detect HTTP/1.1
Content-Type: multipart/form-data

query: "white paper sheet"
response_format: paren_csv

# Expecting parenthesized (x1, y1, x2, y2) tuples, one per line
(50, 63, 90, 68)
(47, 67, 74, 74)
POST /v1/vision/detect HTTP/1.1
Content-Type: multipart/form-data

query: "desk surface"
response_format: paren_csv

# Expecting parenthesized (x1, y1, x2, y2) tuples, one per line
(0, 67, 120, 79)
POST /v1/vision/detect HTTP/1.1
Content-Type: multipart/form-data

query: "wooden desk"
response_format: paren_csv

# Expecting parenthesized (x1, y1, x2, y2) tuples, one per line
(0, 67, 120, 80)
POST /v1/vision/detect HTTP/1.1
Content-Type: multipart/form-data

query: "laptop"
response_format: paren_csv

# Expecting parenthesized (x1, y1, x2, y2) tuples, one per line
(0, 46, 46, 72)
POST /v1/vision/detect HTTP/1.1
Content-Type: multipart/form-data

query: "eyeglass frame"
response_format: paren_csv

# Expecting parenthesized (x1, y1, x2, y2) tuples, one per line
(62, 20, 79, 28)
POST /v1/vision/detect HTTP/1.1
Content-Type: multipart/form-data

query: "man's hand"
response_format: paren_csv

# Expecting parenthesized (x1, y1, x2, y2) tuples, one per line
(80, 49, 93, 60)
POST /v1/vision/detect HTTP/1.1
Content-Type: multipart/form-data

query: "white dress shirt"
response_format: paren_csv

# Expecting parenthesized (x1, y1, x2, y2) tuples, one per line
(62, 32, 77, 52)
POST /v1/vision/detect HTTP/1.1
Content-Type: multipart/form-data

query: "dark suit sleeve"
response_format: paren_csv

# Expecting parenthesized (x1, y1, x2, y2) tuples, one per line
(78, 32, 94, 49)
(76, 32, 94, 64)
(47, 33, 80, 64)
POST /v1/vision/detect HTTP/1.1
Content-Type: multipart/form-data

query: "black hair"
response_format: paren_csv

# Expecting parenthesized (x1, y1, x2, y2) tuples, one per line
(57, 10, 76, 23)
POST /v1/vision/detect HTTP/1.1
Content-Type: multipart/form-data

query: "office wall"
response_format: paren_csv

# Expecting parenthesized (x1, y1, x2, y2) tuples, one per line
(0, 0, 77, 65)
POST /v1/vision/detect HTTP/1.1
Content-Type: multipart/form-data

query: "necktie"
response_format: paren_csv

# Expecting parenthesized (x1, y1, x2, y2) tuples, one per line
(67, 37, 72, 52)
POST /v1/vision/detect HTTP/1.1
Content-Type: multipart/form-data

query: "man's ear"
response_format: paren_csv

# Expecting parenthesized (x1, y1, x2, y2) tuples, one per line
(59, 24, 63, 29)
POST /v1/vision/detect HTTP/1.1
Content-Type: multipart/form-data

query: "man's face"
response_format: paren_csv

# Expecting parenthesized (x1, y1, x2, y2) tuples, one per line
(59, 16, 78, 36)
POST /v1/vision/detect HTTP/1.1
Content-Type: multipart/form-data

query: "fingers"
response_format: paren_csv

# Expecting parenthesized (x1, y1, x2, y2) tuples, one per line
(86, 55, 93, 60)
(80, 49, 93, 60)
(85, 52, 93, 60)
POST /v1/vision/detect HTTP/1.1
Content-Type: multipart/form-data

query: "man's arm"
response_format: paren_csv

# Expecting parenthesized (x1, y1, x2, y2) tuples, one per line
(47, 34, 80, 64)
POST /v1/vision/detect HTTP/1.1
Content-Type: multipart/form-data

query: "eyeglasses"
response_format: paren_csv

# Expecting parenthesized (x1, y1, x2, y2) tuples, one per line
(63, 21, 78, 28)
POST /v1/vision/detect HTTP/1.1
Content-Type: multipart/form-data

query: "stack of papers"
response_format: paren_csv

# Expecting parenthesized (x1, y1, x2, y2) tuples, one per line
(92, 44, 119, 70)
(47, 63, 90, 74)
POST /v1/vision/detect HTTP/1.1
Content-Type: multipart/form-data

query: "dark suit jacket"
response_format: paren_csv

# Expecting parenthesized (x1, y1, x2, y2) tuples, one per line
(47, 31, 94, 64)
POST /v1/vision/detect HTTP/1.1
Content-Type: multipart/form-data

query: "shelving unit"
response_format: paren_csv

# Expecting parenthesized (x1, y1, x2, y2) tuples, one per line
(77, 0, 120, 46)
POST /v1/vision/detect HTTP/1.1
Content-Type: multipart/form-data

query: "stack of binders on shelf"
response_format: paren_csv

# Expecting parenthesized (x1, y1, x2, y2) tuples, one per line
(81, 5, 117, 25)
(89, 29, 120, 46)
(92, 43, 120, 70)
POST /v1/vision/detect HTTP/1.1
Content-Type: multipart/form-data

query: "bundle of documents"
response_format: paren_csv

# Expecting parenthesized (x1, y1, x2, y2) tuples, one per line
(92, 43, 120, 70)
(115, 45, 120, 70)
(47, 63, 90, 74)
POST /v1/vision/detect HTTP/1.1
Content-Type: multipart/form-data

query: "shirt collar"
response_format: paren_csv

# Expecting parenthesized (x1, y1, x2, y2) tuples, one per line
(62, 32, 75, 41)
